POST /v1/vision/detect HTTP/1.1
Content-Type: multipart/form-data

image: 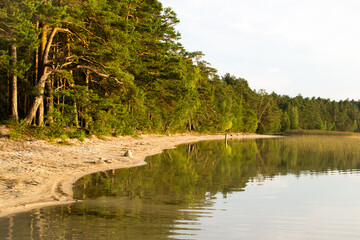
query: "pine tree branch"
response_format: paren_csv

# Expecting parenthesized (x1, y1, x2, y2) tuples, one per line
(0, 27, 15, 40)
(62, 20, 107, 45)
(42, 27, 59, 65)
(75, 65, 123, 85)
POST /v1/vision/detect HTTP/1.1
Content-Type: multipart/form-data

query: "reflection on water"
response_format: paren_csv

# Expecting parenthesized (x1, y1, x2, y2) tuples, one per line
(1, 136, 360, 239)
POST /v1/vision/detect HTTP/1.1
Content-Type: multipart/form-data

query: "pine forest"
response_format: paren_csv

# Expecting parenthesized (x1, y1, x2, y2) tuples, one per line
(1, 0, 360, 138)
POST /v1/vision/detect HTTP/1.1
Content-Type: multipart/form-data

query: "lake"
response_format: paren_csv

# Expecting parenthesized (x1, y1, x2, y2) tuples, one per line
(1, 136, 360, 239)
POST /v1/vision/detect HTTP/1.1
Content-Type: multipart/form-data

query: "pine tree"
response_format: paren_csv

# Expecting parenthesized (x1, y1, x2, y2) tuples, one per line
(0, 0, 37, 121)
(289, 106, 299, 130)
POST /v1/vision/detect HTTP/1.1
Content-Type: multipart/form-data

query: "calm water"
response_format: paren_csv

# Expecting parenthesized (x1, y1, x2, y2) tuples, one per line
(1, 136, 360, 239)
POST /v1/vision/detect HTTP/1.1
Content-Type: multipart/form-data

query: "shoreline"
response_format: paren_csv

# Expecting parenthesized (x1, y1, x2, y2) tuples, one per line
(0, 133, 279, 218)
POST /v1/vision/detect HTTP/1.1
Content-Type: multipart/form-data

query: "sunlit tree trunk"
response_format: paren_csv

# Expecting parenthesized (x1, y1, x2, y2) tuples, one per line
(10, 43, 18, 121)
(25, 27, 58, 125)
(46, 76, 54, 125)
(36, 21, 48, 126)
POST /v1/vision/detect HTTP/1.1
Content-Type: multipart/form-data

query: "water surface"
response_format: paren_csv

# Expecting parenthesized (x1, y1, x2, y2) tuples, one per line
(1, 136, 360, 239)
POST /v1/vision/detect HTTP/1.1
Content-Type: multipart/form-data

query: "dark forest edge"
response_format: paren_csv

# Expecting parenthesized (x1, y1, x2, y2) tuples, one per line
(284, 130, 360, 136)
(1, 0, 359, 141)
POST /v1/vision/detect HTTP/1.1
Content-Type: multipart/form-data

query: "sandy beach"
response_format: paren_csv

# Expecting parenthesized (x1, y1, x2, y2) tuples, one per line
(0, 126, 278, 218)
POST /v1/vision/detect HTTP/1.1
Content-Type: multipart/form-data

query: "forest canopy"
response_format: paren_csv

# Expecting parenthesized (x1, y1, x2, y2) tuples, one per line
(1, 0, 359, 137)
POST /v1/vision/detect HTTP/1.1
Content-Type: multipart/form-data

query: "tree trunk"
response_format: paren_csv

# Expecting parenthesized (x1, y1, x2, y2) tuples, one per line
(36, 22, 48, 126)
(74, 101, 80, 128)
(46, 76, 54, 125)
(84, 70, 90, 129)
(37, 101, 44, 126)
(10, 43, 18, 121)
(24, 69, 52, 124)
(24, 27, 58, 125)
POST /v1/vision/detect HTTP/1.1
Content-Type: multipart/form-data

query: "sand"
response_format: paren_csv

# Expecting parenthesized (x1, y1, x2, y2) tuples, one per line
(0, 126, 278, 218)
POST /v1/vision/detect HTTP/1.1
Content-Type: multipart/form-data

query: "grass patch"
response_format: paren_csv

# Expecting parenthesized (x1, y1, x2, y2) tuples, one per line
(5, 120, 87, 142)
(8, 120, 29, 140)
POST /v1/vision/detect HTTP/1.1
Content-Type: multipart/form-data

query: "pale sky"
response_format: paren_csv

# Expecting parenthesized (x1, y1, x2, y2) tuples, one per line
(161, 0, 360, 101)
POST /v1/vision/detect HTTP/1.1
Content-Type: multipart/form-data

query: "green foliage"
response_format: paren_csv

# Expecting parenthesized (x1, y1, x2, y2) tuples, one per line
(255, 91, 281, 134)
(289, 106, 300, 130)
(281, 111, 290, 132)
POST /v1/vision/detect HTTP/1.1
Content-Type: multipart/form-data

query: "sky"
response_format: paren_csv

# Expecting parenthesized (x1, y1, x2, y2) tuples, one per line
(160, 0, 360, 101)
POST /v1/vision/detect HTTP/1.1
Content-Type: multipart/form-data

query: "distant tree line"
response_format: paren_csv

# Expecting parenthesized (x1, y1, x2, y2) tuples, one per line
(0, 0, 359, 137)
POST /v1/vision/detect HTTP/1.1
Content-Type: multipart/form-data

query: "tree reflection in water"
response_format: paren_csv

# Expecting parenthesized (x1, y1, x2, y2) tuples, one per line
(1, 136, 360, 239)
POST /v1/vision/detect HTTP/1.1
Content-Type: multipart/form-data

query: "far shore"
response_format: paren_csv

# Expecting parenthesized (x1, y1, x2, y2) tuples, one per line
(0, 130, 280, 218)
